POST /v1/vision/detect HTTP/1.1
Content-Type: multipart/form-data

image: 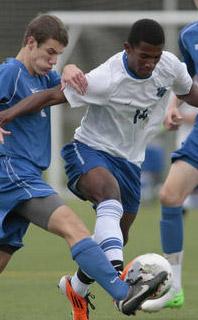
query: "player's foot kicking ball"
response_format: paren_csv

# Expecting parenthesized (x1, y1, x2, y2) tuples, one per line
(116, 271, 168, 315)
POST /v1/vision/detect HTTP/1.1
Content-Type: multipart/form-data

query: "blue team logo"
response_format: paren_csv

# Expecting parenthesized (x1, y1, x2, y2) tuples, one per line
(157, 87, 167, 97)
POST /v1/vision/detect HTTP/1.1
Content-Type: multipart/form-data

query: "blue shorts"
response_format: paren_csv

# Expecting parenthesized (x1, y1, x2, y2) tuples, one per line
(61, 141, 141, 213)
(171, 115, 198, 169)
(0, 156, 56, 249)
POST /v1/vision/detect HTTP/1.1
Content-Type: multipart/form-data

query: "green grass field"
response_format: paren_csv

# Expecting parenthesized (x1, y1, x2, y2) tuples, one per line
(1, 199, 197, 320)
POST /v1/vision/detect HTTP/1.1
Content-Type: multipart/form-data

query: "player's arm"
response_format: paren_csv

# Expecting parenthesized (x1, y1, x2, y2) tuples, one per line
(0, 85, 66, 127)
(178, 81, 198, 107)
(164, 95, 183, 130)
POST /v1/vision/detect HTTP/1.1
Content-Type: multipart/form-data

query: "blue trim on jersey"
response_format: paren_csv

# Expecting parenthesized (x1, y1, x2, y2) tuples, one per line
(123, 52, 140, 79)
(61, 140, 141, 213)
(122, 51, 150, 79)
(0, 58, 61, 170)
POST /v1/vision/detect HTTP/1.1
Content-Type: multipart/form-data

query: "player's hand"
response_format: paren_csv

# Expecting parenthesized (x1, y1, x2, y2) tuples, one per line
(0, 127, 11, 144)
(61, 64, 88, 94)
(164, 107, 183, 131)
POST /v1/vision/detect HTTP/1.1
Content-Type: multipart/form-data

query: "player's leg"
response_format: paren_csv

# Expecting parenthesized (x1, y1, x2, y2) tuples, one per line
(65, 211, 137, 319)
(142, 160, 198, 312)
(15, 196, 128, 297)
(69, 166, 124, 301)
(83, 157, 141, 271)
(120, 213, 136, 246)
(61, 141, 157, 318)
(78, 166, 124, 269)
(65, 168, 140, 319)
(63, 142, 132, 267)
(16, 196, 166, 318)
(0, 245, 17, 272)
(61, 142, 126, 299)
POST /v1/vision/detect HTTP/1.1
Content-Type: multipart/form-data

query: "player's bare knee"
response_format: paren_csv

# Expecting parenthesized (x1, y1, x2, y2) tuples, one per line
(91, 178, 121, 203)
(159, 187, 183, 206)
(79, 168, 121, 203)
(93, 188, 121, 204)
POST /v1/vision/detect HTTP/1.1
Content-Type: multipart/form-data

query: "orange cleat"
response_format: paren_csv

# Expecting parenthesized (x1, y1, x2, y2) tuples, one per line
(58, 275, 95, 320)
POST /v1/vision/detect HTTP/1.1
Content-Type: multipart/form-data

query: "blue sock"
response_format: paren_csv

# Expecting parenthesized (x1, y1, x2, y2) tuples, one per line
(160, 206, 183, 254)
(71, 237, 128, 300)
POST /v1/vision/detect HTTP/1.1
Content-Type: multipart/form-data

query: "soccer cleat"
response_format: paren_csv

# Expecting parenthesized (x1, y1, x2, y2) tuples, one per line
(141, 288, 184, 312)
(58, 275, 95, 320)
(116, 271, 168, 316)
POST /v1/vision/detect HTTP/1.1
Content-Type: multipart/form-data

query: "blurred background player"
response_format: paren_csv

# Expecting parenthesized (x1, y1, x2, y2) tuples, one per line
(2, 18, 198, 320)
(142, 5, 198, 312)
(0, 14, 165, 319)
(141, 140, 166, 202)
(175, 100, 198, 211)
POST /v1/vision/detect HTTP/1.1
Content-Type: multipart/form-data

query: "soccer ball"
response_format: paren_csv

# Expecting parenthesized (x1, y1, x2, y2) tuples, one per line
(122, 253, 173, 298)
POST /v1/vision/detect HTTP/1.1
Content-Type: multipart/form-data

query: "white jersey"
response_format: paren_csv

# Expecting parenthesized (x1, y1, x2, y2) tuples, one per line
(63, 50, 192, 167)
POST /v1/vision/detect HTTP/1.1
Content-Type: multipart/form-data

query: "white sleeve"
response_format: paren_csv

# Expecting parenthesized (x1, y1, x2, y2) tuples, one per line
(171, 55, 193, 96)
(63, 61, 111, 108)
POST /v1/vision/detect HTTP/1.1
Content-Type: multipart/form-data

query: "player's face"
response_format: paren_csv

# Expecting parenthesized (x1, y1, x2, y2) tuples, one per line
(124, 41, 163, 78)
(27, 37, 65, 75)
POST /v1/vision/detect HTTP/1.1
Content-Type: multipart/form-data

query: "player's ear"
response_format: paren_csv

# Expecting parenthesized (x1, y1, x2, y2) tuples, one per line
(124, 42, 132, 54)
(26, 36, 37, 50)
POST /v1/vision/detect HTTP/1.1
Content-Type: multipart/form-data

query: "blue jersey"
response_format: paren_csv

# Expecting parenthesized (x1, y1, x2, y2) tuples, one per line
(179, 21, 198, 78)
(0, 58, 60, 170)
(172, 22, 198, 167)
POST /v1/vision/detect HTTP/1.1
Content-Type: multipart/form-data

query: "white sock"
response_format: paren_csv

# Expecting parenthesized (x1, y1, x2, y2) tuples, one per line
(93, 199, 124, 262)
(164, 251, 183, 292)
(70, 199, 124, 297)
(71, 272, 89, 297)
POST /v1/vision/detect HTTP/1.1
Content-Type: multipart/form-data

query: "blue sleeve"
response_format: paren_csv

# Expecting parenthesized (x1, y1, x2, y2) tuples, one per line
(179, 23, 198, 78)
(0, 64, 19, 104)
(46, 70, 61, 88)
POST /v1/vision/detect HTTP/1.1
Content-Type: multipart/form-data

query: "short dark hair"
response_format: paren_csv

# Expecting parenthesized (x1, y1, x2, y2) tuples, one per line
(23, 14, 68, 47)
(128, 19, 165, 46)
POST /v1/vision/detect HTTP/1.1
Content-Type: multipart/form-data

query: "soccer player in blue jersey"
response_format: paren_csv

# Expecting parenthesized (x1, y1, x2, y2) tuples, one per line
(0, 14, 167, 318)
(142, 16, 198, 312)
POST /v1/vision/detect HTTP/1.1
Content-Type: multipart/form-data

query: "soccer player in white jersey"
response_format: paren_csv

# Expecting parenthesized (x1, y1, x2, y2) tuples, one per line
(1, 18, 198, 320)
